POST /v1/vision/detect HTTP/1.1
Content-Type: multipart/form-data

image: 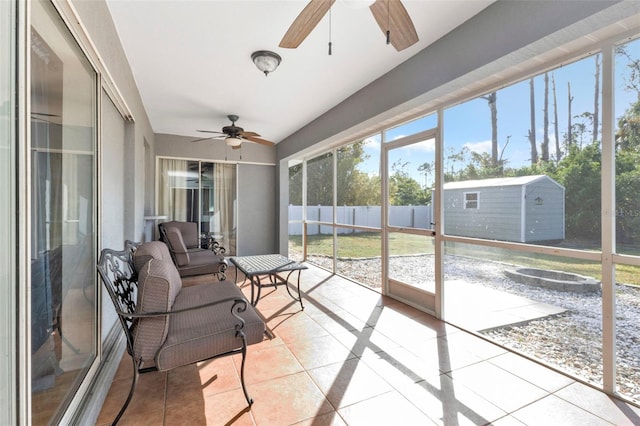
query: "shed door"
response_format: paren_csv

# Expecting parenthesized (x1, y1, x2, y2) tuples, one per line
(383, 129, 439, 313)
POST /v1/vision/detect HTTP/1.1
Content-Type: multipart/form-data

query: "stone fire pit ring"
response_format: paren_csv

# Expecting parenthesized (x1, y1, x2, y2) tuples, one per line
(504, 268, 600, 293)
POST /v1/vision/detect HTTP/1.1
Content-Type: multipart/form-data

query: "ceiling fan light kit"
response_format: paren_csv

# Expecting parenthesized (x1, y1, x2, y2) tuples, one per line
(226, 136, 242, 148)
(251, 50, 282, 76)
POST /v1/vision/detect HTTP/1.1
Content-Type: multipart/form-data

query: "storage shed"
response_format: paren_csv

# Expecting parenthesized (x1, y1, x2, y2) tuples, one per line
(443, 175, 564, 243)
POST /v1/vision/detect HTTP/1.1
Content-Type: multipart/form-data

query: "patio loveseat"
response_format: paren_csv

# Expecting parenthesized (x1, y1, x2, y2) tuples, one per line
(98, 241, 265, 425)
(158, 221, 227, 280)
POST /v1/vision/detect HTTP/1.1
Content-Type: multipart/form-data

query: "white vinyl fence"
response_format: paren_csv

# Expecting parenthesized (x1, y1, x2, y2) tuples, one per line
(288, 205, 433, 235)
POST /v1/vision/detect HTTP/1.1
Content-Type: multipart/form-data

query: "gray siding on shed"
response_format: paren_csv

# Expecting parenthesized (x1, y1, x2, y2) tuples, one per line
(523, 178, 565, 242)
(444, 184, 523, 241)
(443, 175, 564, 243)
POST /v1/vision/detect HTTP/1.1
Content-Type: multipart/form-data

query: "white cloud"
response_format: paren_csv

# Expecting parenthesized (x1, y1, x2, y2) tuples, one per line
(463, 140, 492, 154)
(363, 136, 381, 151)
(409, 138, 435, 152)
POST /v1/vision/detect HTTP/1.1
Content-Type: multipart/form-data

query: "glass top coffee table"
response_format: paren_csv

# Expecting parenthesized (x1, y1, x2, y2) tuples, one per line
(229, 254, 307, 309)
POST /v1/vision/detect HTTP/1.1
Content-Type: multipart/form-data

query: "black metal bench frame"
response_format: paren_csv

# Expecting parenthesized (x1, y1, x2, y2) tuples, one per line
(97, 241, 254, 425)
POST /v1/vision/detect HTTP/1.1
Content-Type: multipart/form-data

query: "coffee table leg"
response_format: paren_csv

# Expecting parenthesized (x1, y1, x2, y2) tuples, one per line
(283, 270, 304, 310)
(252, 275, 263, 306)
(250, 274, 256, 305)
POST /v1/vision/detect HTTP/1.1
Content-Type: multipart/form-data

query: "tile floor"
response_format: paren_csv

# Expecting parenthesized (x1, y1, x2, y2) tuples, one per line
(97, 264, 640, 425)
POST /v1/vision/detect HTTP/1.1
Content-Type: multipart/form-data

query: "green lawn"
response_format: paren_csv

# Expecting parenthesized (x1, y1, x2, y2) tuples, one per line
(289, 233, 640, 286)
(290, 232, 430, 257)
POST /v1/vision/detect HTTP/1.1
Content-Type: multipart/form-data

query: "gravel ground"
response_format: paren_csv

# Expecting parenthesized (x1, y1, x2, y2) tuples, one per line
(307, 254, 640, 401)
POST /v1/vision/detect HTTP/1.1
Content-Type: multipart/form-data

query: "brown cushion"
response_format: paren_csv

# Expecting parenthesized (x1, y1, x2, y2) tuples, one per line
(131, 258, 182, 362)
(166, 228, 190, 266)
(175, 250, 227, 277)
(133, 241, 171, 274)
(155, 280, 265, 371)
(176, 222, 200, 248)
(161, 221, 199, 248)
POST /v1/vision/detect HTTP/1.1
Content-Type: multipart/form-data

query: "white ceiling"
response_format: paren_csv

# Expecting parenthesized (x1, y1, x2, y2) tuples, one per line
(105, 0, 495, 145)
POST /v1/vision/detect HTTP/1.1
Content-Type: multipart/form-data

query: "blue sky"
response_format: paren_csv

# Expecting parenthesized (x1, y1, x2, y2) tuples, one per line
(357, 39, 640, 184)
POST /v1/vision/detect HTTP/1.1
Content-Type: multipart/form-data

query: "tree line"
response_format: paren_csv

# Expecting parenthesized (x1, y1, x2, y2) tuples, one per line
(290, 47, 640, 244)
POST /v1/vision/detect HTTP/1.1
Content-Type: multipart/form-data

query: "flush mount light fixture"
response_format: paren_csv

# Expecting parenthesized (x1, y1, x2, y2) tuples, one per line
(251, 50, 282, 76)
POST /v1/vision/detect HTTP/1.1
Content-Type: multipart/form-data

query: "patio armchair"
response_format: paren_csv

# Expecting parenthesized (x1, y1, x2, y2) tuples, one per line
(98, 241, 265, 425)
(158, 221, 227, 280)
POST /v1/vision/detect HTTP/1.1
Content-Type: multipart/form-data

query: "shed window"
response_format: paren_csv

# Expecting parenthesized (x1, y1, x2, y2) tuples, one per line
(464, 192, 479, 209)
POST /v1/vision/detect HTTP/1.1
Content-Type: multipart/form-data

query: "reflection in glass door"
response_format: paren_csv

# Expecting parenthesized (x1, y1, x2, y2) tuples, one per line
(30, 0, 97, 423)
(384, 130, 438, 311)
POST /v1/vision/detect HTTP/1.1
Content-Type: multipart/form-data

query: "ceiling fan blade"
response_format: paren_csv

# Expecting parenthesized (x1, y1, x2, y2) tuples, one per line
(239, 130, 260, 137)
(197, 129, 225, 134)
(242, 134, 275, 147)
(191, 136, 216, 143)
(279, 0, 336, 49)
(191, 135, 226, 143)
(369, 0, 419, 52)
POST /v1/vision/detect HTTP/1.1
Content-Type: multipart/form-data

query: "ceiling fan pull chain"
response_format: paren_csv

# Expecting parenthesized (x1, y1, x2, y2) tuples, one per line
(328, 6, 332, 55)
(386, 0, 391, 45)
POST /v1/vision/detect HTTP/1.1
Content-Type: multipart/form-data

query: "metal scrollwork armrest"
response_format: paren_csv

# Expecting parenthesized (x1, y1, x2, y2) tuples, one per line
(201, 233, 227, 255)
(211, 240, 226, 256)
(117, 297, 249, 341)
(230, 299, 248, 338)
(214, 261, 228, 281)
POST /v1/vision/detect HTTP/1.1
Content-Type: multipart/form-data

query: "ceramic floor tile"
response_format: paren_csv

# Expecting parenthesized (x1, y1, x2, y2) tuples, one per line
(311, 310, 368, 334)
(97, 264, 640, 426)
(291, 411, 347, 426)
(111, 353, 135, 381)
(396, 374, 507, 426)
(194, 356, 242, 396)
(162, 392, 209, 425)
(234, 343, 304, 385)
(441, 331, 507, 360)
(447, 361, 548, 413)
(298, 296, 345, 318)
(249, 372, 334, 425)
(263, 310, 301, 331)
(96, 371, 167, 426)
(164, 387, 255, 426)
(337, 390, 437, 425)
(490, 415, 528, 425)
(359, 346, 442, 388)
(555, 381, 640, 425)
(288, 334, 357, 370)
(488, 352, 575, 393)
(307, 358, 394, 409)
(402, 336, 486, 374)
(341, 304, 386, 325)
(269, 312, 330, 344)
(332, 327, 401, 358)
(511, 394, 613, 425)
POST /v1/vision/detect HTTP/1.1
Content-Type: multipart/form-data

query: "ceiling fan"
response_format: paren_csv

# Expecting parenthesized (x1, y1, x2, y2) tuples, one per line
(195, 115, 275, 149)
(279, 0, 419, 52)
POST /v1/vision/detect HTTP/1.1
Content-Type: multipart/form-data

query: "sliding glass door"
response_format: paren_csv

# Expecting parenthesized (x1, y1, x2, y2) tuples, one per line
(1, 1, 16, 423)
(30, 0, 98, 423)
(158, 158, 237, 254)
